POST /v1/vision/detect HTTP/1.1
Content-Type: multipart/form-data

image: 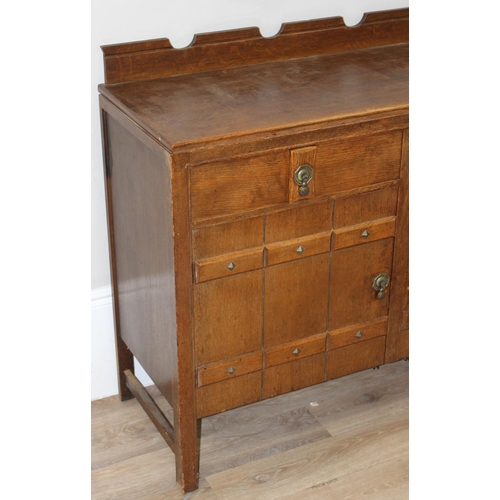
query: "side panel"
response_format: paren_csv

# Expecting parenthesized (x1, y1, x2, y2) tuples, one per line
(104, 112, 178, 406)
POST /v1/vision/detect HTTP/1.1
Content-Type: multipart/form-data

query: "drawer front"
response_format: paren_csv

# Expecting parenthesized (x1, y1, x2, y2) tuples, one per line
(190, 151, 288, 221)
(193, 217, 263, 259)
(333, 187, 399, 228)
(194, 270, 262, 365)
(265, 333, 327, 368)
(197, 372, 262, 418)
(197, 351, 263, 387)
(263, 353, 325, 399)
(315, 131, 403, 196)
(328, 318, 387, 350)
(265, 202, 332, 243)
(327, 336, 386, 380)
(332, 217, 395, 250)
(194, 247, 264, 283)
(266, 232, 331, 266)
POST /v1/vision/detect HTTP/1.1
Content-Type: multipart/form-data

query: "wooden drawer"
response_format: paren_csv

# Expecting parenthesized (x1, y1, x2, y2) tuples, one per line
(194, 247, 264, 283)
(265, 333, 326, 368)
(315, 131, 403, 196)
(197, 351, 263, 387)
(192, 217, 263, 259)
(263, 353, 325, 399)
(266, 232, 331, 266)
(196, 372, 262, 418)
(328, 318, 387, 350)
(333, 187, 399, 228)
(190, 151, 288, 221)
(332, 217, 395, 250)
(326, 336, 386, 380)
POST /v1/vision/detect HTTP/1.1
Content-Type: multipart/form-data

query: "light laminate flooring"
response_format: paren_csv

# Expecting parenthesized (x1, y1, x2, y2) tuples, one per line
(92, 360, 409, 499)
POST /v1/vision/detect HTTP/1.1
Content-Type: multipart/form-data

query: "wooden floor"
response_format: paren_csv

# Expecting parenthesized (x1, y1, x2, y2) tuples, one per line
(92, 360, 408, 499)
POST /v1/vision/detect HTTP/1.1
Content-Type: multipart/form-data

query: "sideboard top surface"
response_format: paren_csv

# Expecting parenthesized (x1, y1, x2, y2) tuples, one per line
(98, 8, 408, 152)
(99, 44, 408, 151)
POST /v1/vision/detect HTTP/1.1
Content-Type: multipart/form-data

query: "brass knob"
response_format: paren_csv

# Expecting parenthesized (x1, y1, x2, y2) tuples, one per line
(227, 366, 236, 374)
(227, 262, 236, 271)
(296, 246, 305, 254)
(292, 348, 301, 356)
(361, 230, 370, 239)
(355, 331, 363, 339)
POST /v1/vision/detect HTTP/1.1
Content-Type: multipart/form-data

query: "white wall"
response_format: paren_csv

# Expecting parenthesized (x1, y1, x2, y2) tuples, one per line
(91, 0, 409, 400)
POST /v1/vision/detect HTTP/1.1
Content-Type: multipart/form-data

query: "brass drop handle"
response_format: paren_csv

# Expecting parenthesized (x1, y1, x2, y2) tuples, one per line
(372, 273, 390, 300)
(294, 165, 313, 197)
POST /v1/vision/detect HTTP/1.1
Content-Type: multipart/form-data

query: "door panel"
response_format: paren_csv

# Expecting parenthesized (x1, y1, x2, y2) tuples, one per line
(194, 270, 263, 365)
(329, 238, 394, 330)
(264, 254, 330, 347)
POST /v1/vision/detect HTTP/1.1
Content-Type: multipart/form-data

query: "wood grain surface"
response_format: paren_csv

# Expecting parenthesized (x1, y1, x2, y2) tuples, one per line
(99, 44, 408, 150)
(192, 217, 263, 259)
(329, 238, 394, 329)
(101, 9, 408, 85)
(332, 217, 396, 250)
(92, 360, 408, 499)
(194, 270, 263, 365)
(333, 186, 399, 228)
(265, 202, 332, 244)
(264, 254, 330, 346)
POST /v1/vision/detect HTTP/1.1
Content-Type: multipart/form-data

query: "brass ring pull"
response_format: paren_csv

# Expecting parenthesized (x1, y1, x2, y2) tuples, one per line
(372, 273, 390, 300)
(294, 165, 313, 197)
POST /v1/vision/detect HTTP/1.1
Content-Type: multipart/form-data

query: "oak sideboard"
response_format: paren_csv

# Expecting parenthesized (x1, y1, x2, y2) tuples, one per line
(98, 7, 409, 492)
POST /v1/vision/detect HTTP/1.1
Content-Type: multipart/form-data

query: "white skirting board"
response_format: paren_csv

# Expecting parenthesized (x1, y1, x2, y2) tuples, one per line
(91, 286, 153, 400)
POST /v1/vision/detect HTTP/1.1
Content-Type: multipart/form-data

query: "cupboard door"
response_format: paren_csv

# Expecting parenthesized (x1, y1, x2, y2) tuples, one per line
(264, 254, 330, 347)
(194, 270, 263, 365)
(329, 238, 394, 330)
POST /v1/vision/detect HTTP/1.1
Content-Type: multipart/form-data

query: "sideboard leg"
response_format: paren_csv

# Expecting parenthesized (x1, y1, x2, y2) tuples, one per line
(175, 416, 202, 492)
(116, 336, 134, 401)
